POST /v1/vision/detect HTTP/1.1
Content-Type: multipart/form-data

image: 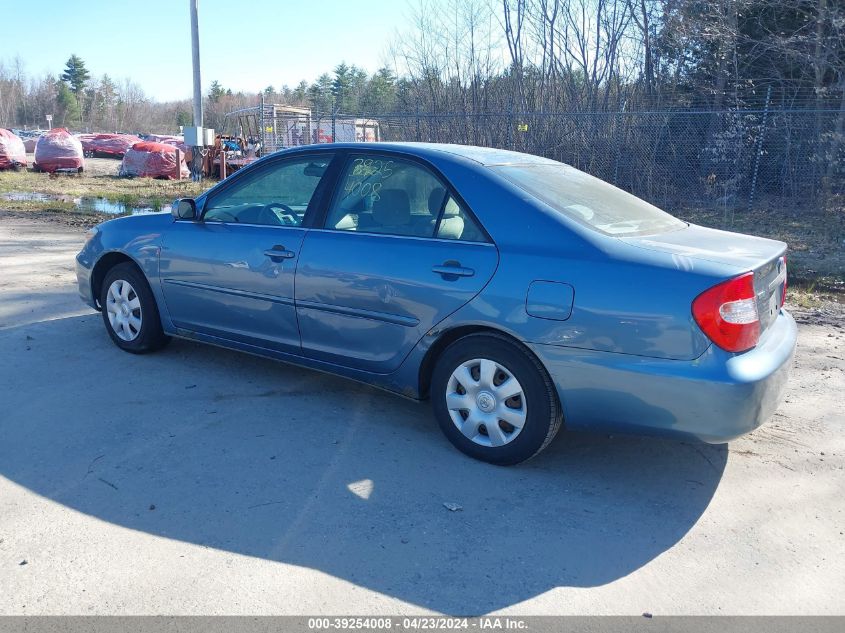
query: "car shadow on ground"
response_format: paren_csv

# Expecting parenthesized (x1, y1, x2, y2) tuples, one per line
(0, 313, 728, 614)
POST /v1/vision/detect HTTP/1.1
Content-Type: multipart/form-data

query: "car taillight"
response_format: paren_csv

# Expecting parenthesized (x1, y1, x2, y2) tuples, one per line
(692, 272, 760, 353)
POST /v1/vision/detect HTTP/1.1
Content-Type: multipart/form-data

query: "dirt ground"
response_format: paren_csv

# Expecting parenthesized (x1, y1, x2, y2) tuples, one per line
(0, 211, 843, 615)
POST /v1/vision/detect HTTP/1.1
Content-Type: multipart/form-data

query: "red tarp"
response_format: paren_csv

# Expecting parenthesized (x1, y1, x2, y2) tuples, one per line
(0, 128, 27, 169)
(145, 134, 180, 144)
(78, 133, 142, 158)
(119, 141, 189, 179)
(150, 135, 192, 161)
(34, 128, 84, 172)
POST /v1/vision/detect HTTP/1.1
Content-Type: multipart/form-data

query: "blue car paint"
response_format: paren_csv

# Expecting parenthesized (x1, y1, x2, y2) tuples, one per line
(529, 309, 797, 441)
(76, 142, 796, 443)
(293, 229, 498, 373)
(160, 221, 306, 353)
(525, 281, 575, 321)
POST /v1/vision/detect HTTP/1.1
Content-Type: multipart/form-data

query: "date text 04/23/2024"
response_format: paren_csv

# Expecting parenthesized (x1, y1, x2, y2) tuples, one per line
(307, 617, 528, 630)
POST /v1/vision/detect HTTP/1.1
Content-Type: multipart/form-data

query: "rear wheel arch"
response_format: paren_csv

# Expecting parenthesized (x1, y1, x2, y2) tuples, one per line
(419, 326, 555, 401)
(91, 252, 143, 310)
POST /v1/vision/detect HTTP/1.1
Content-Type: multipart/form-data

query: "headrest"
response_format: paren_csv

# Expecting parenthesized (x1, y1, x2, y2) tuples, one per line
(428, 187, 446, 215)
(372, 190, 411, 226)
(442, 196, 461, 217)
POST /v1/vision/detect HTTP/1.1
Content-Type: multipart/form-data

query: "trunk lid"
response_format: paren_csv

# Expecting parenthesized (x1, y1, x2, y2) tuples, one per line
(622, 223, 787, 334)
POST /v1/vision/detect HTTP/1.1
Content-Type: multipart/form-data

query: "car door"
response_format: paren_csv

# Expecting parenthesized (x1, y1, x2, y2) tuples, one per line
(295, 152, 499, 373)
(159, 153, 335, 353)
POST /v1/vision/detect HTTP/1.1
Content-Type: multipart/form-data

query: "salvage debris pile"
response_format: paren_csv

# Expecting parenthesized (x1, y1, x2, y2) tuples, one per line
(0, 128, 27, 170)
(119, 141, 189, 179)
(34, 128, 84, 173)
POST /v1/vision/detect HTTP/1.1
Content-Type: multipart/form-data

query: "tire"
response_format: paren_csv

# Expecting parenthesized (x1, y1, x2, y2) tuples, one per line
(431, 333, 563, 465)
(99, 262, 170, 354)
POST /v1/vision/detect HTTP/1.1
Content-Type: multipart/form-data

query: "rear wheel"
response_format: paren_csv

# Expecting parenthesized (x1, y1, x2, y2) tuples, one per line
(99, 262, 169, 353)
(431, 333, 563, 465)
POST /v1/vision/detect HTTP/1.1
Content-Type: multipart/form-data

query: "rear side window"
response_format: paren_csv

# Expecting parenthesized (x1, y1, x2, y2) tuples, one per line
(492, 163, 685, 236)
(435, 195, 487, 242)
(326, 155, 442, 237)
(325, 155, 486, 241)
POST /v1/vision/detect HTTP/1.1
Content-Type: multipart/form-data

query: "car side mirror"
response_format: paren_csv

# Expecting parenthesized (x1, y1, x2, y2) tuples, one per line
(173, 198, 197, 220)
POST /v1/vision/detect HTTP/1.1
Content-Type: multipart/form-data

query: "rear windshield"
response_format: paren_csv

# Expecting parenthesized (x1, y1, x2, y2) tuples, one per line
(491, 163, 686, 236)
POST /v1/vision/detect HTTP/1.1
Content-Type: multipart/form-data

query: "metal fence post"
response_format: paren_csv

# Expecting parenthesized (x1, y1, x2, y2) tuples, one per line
(507, 102, 514, 150)
(613, 109, 623, 186)
(748, 85, 772, 209)
(259, 93, 265, 153)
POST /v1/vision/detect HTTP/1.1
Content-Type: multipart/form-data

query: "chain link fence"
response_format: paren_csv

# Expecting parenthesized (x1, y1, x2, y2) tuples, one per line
(236, 107, 844, 214)
(375, 109, 844, 214)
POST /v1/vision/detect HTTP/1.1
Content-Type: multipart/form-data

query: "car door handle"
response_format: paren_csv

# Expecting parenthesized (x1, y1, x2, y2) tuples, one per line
(432, 262, 475, 278)
(264, 246, 296, 260)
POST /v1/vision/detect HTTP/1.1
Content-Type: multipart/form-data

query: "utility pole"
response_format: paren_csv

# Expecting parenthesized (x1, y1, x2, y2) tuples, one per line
(190, 0, 202, 128)
(189, 0, 203, 181)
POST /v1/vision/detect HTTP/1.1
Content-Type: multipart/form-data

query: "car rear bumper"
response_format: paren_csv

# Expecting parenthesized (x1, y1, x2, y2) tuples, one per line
(530, 309, 797, 443)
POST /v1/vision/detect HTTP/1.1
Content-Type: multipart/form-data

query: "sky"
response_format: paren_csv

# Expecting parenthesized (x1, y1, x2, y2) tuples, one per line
(1, 0, 411, 101)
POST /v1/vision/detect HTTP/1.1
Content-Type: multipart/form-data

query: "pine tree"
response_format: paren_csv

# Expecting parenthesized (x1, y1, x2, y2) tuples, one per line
(60, 55, 90, 103)
(332, 63, 351, 111)
(208, 80, 226, 103)
(363, 67, 397, 114)
(56, 80, 81, 126)
(308, 74, 334, 112)
(292, 81, 309, 105)
(176, 110, 192, 128)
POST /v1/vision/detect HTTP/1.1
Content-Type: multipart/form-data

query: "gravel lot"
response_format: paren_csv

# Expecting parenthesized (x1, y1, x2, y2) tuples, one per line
(0, 211, 843, 615)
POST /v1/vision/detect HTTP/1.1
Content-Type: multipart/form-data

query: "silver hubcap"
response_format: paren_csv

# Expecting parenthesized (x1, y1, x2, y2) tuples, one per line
(106, 279, 142, 341)
(446, 358, 527, 447)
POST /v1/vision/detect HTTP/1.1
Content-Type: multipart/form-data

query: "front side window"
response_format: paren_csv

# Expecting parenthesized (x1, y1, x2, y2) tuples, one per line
(204, 156, 332, 226)
(325, 155, 469, 239)
(492, 163, 686, 236)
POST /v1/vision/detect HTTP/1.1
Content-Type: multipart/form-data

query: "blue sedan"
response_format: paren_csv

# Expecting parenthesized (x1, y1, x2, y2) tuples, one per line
(76, 143, 796, 464)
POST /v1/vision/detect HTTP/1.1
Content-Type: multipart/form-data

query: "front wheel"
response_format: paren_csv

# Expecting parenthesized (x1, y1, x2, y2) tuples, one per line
(99, 262, 169, 353)
(431, 333, 563, 465)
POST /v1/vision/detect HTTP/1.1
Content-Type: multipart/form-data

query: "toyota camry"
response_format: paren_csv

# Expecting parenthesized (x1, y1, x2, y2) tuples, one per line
(76, 143, 796, 464)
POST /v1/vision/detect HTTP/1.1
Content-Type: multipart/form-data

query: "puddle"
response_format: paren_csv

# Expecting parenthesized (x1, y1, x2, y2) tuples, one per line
(77, 196, 171, 215)
(2, 192, 58, 202)
(2, 191, 170, 216)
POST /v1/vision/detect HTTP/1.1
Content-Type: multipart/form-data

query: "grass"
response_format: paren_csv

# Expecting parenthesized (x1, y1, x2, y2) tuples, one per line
(675, 200, 845, 300)
(784, 276, 844, 307)
(0, 164, 212, 214)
